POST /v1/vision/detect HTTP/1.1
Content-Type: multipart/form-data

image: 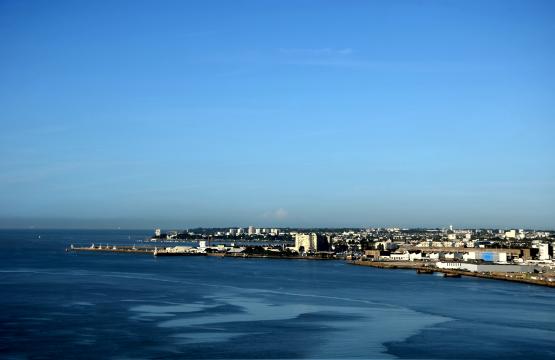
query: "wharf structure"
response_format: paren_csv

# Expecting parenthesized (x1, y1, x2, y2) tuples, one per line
(68, 226, 555, 286)
(350, 260, 555, 287)
(69, 244, 205, 256)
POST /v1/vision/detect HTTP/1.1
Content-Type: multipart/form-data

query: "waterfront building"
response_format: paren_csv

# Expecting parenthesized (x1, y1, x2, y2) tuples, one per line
(248, 226, 255, 235)
(295, 233, 329, 253)
(482, 252, 500, 262)
(436, 261, 536, 273)
(155, 228, 161, 237)
(409, 251, 422, 261)
(539, 243, 550, 260)
(390, 252, 410, 261)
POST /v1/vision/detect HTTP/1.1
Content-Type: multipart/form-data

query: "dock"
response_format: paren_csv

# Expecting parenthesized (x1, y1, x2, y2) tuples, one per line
(349, 260, 555, 287)
(67, 244, 205, 256)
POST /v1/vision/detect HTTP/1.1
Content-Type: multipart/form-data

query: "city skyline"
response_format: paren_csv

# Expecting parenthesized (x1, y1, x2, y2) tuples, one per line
(1, 1, 554, 229)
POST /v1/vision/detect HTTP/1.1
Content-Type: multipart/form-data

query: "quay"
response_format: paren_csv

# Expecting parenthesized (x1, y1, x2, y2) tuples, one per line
(223, 253, 336, 260)
(68, 244, 206, 256)
(349, 260, 555, 288)
(69, 244, 155, 254)
(68, 244, 334, 260)
(67, 244, 554, 287)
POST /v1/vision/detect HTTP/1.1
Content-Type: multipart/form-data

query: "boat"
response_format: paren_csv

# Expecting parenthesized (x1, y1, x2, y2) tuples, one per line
(416, 268, 434, 274)
(443, 273, 461, 278)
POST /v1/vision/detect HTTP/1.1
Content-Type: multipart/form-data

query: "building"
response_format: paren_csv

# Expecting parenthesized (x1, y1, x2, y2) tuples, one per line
(436, 261, 536, 273)
(237, 228, 244, 235)
(154, 228, 161, 237)
(295, 233, 329, 253)
(228, 228, 237, 235)
(481, 252, 500, 262)
(364, 250, 388, 259)
(436, 261, 463, 269)
(248, 226, 255, 235)
(390, 252, 410, 261)
(539, 243, 550, 260)
(505, 229, 516, 239)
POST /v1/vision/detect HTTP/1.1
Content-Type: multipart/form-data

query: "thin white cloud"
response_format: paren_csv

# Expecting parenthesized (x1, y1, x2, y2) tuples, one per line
(261, 208, 289, 220)
(278, 47, 354, 56)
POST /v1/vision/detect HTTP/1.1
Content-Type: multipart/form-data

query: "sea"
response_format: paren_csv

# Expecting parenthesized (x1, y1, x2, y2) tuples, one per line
(0, 229, 554, 359)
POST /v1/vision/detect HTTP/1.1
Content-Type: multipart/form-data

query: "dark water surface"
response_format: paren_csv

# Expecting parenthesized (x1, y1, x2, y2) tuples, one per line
(0, 230, 554, 359)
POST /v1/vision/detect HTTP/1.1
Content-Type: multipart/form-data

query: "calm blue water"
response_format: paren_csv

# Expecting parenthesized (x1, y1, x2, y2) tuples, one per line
(0, 230, 554, 359)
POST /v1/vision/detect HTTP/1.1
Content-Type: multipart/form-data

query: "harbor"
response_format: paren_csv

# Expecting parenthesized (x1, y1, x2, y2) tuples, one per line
(68, 244, 206, 256)
(67, 244, 334, 260)
(67, 242, 555, 287)
(350, 260, 555, 287)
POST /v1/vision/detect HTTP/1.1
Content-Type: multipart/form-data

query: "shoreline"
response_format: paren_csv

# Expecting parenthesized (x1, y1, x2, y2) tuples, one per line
(68, 246, 553, 287)
(68, 246, 337, 260)
(349, 260, 555, 288)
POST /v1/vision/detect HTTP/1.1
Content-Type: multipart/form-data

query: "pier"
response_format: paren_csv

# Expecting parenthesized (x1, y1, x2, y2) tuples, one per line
(68, 244, 205, 256)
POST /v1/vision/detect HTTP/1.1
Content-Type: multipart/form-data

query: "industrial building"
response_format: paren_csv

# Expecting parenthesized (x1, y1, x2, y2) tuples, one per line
(436, 261, 536, 273)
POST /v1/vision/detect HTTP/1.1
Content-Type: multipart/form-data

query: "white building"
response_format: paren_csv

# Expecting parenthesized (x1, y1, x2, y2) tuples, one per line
(155, 228, 161, 237)
(229, 228, 237, 235)
(539, 243, 550, 260)
(436, 262, 536, 273)
(409, 252, 422, 261)
(164, 246, 192, 253)
(436, 261, 463, 269)
(248, 226, 255, 235)
(390, 252, 410, 261)
(505, 229, 516, 239)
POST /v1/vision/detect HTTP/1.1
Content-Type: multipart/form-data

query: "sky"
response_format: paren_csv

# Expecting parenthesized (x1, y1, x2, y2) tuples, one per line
(0, 0, 554, 229)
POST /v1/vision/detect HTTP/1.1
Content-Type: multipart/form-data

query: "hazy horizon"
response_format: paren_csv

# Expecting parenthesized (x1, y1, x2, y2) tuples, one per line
(0, 216, 553, 231)
(1, 1, 554, 229)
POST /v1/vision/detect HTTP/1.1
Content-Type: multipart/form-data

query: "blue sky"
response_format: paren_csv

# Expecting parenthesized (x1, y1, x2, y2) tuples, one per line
(1, 0, 554, 229)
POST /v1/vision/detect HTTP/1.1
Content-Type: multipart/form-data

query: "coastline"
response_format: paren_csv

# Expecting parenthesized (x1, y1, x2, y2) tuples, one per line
(68, 246, 336, 260)
(349, 260, 555, 288)
(68, 245, 553, 287)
